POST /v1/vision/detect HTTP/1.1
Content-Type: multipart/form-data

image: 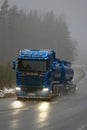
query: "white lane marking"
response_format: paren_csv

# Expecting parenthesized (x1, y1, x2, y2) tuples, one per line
(77, 124, 87, 130)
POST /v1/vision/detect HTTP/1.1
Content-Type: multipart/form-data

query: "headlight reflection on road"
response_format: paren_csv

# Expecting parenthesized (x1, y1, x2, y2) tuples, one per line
(38, 102, 50, 122)
(10, 119, 19, 130)
(38, 102, 49, 111)
(11, 100, 24, 109)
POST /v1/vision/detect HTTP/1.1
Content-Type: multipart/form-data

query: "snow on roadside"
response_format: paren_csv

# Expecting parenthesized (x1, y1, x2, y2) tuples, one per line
(0, 90, 4, 98)
(0, 87, 15, 98)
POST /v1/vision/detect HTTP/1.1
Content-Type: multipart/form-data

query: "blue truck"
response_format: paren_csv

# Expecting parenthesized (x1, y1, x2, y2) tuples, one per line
(12, 49, 76, 100)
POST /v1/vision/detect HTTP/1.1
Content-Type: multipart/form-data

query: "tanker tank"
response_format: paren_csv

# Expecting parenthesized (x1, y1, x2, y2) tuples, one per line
(54, 62, 74, 83)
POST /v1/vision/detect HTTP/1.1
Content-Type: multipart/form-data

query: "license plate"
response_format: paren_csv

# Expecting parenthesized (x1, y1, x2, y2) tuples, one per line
(28, 93, 35, 96)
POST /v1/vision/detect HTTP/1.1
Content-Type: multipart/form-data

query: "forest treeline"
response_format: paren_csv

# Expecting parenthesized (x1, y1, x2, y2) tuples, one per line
(0, 63, 15, 88)
(0, 0, 77, 88)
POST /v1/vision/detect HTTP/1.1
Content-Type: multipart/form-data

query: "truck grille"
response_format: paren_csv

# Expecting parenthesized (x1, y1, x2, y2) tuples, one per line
(20, 75, 44, 86)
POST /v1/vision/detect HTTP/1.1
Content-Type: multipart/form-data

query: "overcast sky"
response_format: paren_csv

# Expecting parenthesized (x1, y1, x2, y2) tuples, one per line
(0, 0, 87, 64)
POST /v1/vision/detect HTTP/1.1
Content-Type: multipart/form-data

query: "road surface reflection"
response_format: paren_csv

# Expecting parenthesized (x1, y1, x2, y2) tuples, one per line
(38, 102, 50, 111)
(11, 100, 25, 109)
(37, 102, 50, 123)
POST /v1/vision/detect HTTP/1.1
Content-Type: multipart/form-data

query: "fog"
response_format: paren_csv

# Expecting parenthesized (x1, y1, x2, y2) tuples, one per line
(0, 0, 87, 64)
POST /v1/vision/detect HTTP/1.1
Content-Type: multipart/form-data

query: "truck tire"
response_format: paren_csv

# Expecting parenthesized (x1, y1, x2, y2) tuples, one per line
(52, 85, 58, 98)
(17, 97, 22, 100)
(58, 87, 64, 96)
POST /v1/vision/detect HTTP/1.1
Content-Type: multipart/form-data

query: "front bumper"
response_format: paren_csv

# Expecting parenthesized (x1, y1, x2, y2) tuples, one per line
(17, 95, 52, 100)
(16, 87, 52, 99)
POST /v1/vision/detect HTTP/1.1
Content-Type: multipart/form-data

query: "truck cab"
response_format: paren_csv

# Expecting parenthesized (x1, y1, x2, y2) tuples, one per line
(13, 49, 56, 99)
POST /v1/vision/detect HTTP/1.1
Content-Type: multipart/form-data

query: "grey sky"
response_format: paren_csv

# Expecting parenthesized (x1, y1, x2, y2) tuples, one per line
(0, 0, 87, 64)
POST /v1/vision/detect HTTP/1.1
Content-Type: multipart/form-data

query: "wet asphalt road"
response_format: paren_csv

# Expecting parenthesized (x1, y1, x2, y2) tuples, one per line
(0, 68, 87, 130)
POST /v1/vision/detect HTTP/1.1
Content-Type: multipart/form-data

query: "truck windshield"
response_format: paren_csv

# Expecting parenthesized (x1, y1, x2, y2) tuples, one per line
(17, 59, 48, 72)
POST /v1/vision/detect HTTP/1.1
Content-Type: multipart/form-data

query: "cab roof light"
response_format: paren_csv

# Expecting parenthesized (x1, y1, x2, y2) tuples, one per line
(39, 52, 43, 57)
(29, 52, 32, 56)
(34, 52, 37, 56)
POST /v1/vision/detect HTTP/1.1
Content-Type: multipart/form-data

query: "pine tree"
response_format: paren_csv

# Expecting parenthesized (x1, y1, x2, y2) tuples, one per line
(0, 0, 9, 63)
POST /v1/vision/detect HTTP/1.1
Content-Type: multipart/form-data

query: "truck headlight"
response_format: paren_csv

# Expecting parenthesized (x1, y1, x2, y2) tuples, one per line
(43, 88, 49, 92)
(16, 87, 21, 91)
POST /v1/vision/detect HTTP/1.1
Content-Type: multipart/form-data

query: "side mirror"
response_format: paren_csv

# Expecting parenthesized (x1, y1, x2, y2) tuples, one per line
(52, 61, 56, 70)
(12, 60, 16, 70)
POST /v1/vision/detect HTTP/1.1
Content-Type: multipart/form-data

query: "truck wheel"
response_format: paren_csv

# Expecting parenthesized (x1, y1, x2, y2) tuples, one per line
(52, 85, 58, 98)
(58, 87, 64, 97)
(17, 97, 22, 100)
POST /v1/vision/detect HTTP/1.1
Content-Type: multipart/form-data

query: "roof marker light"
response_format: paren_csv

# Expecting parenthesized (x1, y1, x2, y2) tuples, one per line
(19, 50, 21, 56)
(24, 51, 27, 56)
(30, 52, 32, 56)
(39, 52, 42, 57)
(34, 52, 37, 56)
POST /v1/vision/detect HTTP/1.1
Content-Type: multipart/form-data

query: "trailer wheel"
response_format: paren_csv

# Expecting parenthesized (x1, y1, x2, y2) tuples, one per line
(52, 85, 58, 98)
(17, 97, 22, 100)
(58, 87, 62, 96)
